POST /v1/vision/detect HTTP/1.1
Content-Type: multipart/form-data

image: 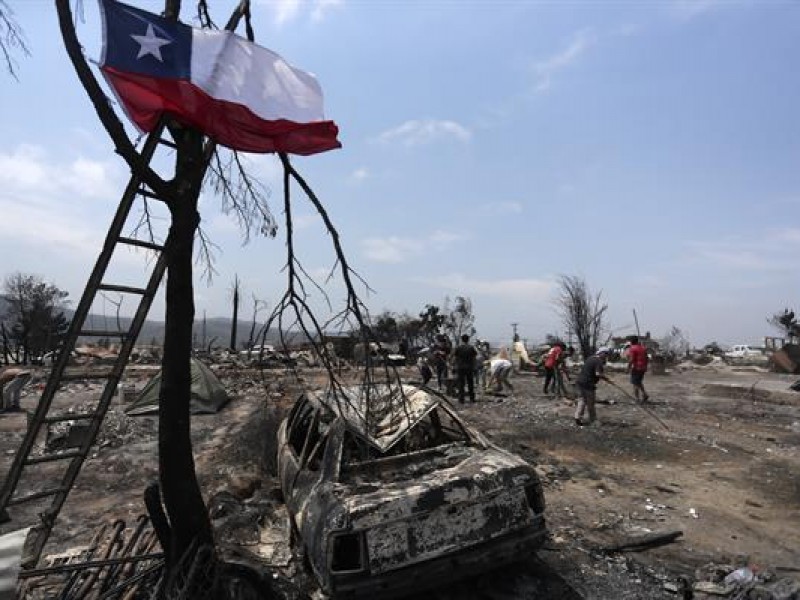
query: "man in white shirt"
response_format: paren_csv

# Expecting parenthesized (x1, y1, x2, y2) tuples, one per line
(486, 357, 514, 394)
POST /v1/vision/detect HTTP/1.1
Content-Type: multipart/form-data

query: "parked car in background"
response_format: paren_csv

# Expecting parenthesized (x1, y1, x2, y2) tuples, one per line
(277, 384, 547, 598)
(240, 344, 276, 356)
(724, 344, 762, 359)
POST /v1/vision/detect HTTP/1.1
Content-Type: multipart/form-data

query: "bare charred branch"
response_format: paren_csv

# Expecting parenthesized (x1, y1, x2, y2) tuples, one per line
(555, 274, 607, 359)
(195, 225, 220, 283)
(279, 153, 374, 324)
(130, 198, 161, 244)
(255, 154, 408, 432)
(196, 0, 217, 29)
(242, 2, 254, 41)
(0, 0, 30, 79)
(206, 149, 277, 243)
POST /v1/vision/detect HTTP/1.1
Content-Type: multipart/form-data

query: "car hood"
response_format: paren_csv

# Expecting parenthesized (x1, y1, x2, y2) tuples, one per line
(334, 445, 536, 529)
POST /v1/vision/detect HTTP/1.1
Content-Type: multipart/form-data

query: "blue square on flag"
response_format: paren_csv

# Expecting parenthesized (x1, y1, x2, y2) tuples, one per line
(102, 0, 191, 80)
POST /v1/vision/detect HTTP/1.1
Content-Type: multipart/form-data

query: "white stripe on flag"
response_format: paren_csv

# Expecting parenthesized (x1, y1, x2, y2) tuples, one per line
(190, 30, 326, 124)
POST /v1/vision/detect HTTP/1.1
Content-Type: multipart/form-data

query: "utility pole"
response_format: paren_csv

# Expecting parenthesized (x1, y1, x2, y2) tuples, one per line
(511, 322, 519, 342)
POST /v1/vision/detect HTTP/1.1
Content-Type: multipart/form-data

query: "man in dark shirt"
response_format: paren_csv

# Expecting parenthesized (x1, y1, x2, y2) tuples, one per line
(453, 334, 478, 404)
(574, 347, 610, 426)
(432, 335, 450, 391)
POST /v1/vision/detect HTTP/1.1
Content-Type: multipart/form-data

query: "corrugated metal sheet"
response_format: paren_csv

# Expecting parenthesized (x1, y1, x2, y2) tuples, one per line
(0, 528, 30, 600)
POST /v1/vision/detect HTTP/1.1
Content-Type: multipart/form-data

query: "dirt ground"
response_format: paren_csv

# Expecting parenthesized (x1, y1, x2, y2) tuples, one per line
(1, 362, 799, 599)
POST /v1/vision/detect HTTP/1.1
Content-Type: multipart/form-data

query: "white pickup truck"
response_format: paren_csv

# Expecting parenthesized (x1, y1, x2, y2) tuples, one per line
(724, 344, 761, 359)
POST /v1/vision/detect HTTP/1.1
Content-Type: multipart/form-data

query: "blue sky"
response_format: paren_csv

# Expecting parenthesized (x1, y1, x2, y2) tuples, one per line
(1, 0, 798, 347)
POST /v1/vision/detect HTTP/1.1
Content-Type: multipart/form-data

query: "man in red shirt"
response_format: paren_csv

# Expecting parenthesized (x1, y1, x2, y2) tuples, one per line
(626, 335, 649, 402)
(542, 342, 564, 395)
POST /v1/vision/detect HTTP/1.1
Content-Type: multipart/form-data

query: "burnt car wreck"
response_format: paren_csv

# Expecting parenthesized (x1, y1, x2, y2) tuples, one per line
(277, 384, 547, 598)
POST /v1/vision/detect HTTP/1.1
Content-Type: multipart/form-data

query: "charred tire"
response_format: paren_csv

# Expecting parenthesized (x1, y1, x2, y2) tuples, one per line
(220, 561, 276, 599)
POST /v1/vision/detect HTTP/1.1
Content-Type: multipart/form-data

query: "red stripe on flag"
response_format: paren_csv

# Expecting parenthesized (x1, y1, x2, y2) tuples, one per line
(102, 66, 341, 156)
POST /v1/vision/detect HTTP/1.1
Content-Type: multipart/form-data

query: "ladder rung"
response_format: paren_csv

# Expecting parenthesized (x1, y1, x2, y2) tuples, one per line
(137, 188, 161, 200)
(159, 138, 177, 149)
(117, 237, 165, 252)
(41, 413, 98, 424)
(98, 284, 148, 295)
(78, 330, 127, 338)
(24, 450, 84, 465)
(60, 370, 114, 381)
(8, 488, 67, 506)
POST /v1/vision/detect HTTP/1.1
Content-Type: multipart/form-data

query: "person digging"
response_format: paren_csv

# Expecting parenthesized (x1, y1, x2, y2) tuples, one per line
(574, 347, 611, 426)
(1, 367, 32, 413)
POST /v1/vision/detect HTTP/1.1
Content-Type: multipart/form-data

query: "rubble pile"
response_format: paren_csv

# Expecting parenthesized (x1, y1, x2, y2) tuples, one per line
(42, 387, 157, 453)
(17, 517, 162, 600)
(689, 563, 800, 600)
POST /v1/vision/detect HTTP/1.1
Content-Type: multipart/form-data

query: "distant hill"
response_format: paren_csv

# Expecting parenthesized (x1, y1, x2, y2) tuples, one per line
(0, 298, 321, 350)
(79, 314, 302, 349)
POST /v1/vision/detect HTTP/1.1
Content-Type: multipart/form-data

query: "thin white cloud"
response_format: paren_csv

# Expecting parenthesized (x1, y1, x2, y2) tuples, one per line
(311, 0, 342, 22)
(0, 144, 155, 268)
(0, 144, 121, 202)
(428, 230, 467, 246)
(271, 0, 301, 25)
(534, 29, 595, 92)
(773, 228, 800, 244)
(377, 119, 472, 147)
(362, 230, 468, 263)
(0, 199, 104, 257)
(558, 183, 577, 195)
(417, 273, 555, 301)
(685, 234, 799, 272)
(362, 237, 418, 264)
(698, 249, 772, 270)
(479, 201, 523, 216)
(293, 213, 319, 230)
(255, 0, 341, 25)
(613, 23, 642, 37)
(669, 0, 728, 20)
(634, 275, 667, 288)
(205, 213, 241, 236)
(349, 167, 369, 184)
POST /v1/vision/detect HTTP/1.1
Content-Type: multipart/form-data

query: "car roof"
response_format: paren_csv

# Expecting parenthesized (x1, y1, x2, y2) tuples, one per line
(306, 384, 442, 453)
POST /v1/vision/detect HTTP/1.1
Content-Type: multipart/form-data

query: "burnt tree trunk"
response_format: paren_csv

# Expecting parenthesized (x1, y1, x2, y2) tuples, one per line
(55, 0, 253, 592)
(230, 275, 239, 351)
(159, 126, 213, 564)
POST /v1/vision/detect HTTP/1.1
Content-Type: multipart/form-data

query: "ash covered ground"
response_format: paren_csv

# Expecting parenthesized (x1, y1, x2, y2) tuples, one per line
(2, 362, 799, 599)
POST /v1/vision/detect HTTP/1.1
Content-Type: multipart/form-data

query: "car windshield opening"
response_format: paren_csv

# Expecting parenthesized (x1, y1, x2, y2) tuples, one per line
(339, 406, 472, 480)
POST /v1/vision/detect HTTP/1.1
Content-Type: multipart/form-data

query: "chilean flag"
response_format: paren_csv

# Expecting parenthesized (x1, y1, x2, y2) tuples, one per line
(99, 0, 341, 155)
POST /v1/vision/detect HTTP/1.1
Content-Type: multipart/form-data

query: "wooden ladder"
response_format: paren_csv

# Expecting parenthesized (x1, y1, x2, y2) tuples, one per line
(0, 126, 177, 567)
(0, 2, 249, 568)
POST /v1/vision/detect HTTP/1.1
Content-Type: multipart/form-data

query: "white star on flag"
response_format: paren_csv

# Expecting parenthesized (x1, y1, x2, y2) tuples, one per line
(131, 23, 171, 61)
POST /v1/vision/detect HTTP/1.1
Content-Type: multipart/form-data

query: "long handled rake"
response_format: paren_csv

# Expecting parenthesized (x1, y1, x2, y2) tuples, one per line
(604, 378, 671, 431)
